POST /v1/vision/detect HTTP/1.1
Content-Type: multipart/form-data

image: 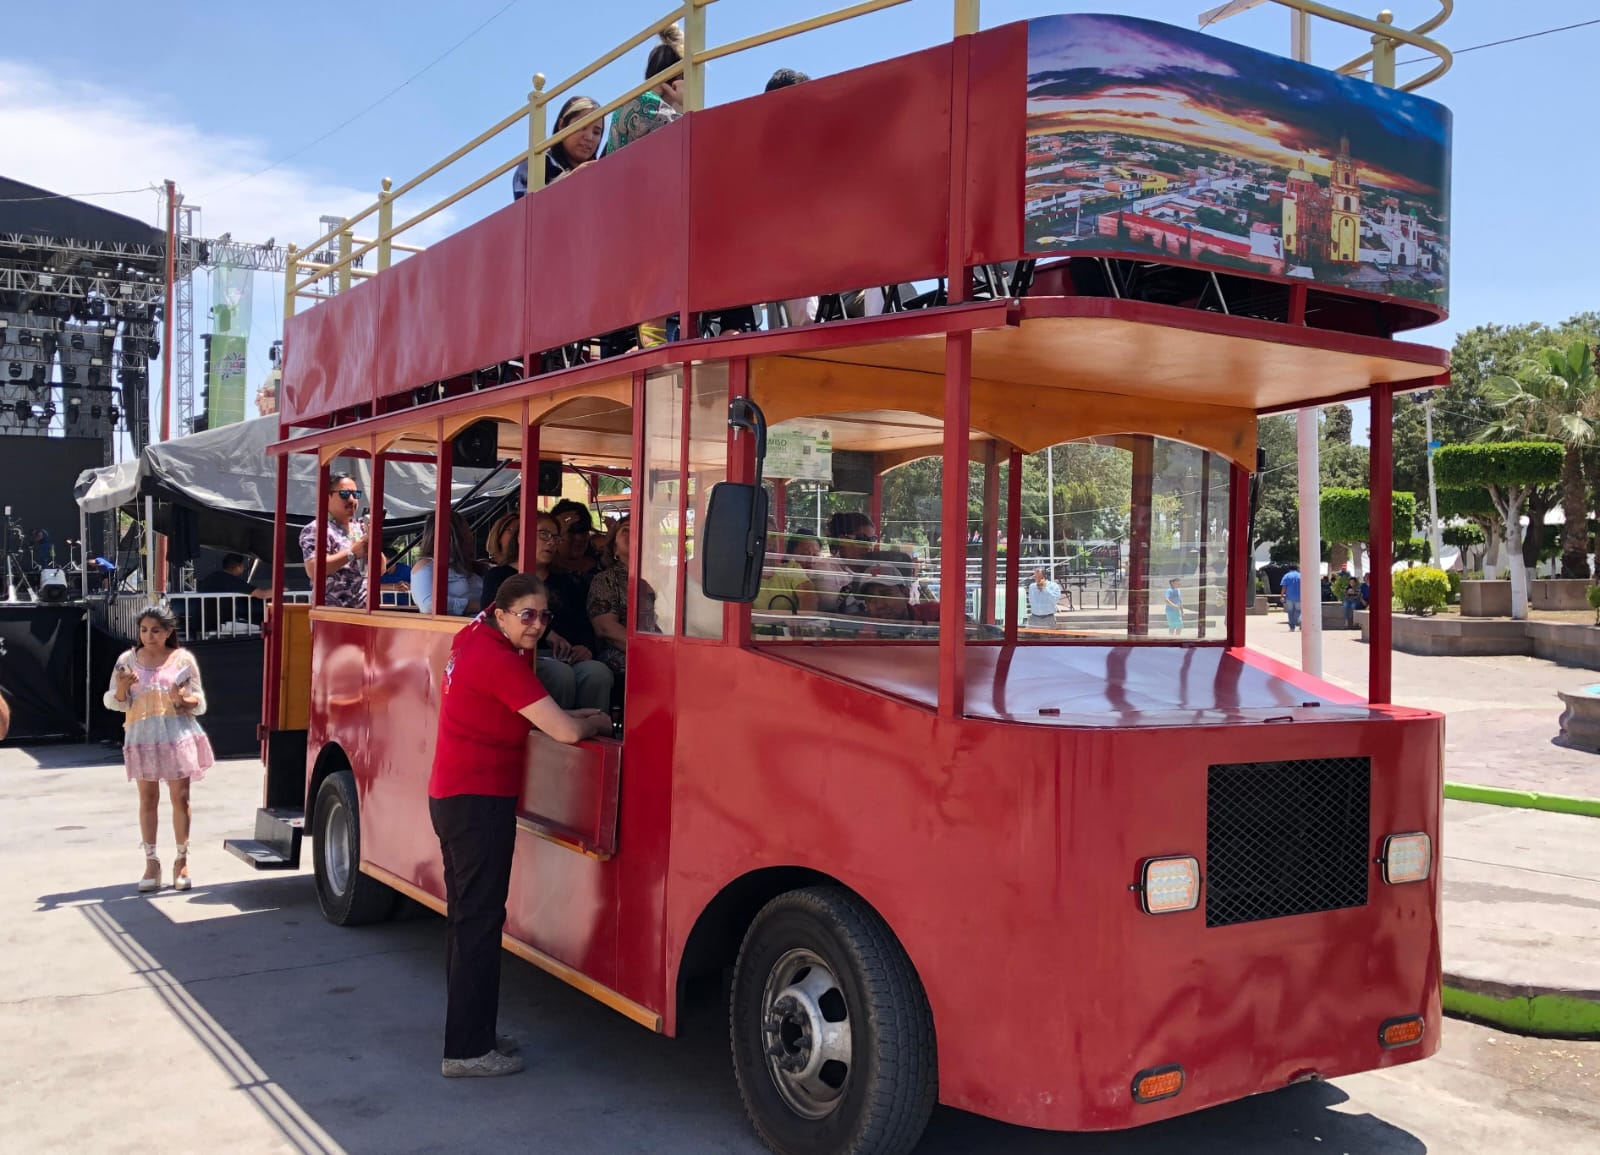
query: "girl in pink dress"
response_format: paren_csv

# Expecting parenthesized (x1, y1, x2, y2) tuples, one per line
(104, 605, 214, 893)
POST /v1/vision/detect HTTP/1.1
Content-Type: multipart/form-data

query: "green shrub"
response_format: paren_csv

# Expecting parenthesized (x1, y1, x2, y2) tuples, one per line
(1393, 566, 1450, 616)
(1446, 571, 1462, 605)
(1588, 585, 1600, 625)
(1442, 522, 1487, 549)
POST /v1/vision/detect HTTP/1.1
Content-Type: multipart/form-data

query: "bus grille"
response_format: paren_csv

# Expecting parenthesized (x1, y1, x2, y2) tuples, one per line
(1205, 757, 1370, 928)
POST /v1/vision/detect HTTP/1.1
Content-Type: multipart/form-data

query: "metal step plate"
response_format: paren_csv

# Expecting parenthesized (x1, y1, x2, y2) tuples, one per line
(224, 838, 299, 870)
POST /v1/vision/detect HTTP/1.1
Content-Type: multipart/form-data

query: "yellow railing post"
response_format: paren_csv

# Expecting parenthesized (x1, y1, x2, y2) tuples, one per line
(1370, 9, 1397, 87)
(684, 1, 707, 111)
(284, 245, 298, 320)
(337, 229, 353, 292)
(527, 73, 548, 193)
(377, 178, 394, 271)
(955, 0, 979, 36)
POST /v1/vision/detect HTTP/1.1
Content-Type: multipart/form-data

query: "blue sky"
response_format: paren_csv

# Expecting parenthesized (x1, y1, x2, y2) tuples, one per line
(3, 1, 1596, 441)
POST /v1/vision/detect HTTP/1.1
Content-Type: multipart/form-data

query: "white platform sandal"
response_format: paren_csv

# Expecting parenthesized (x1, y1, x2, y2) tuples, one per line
(172, 842, 192, 892)
(138, 842, 162, 893)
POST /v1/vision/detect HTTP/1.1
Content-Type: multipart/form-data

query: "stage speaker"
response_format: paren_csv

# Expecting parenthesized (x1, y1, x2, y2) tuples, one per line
(37, 567, 69, 603)
(452, 420, 502, 470)
(537, 460, 562, 497)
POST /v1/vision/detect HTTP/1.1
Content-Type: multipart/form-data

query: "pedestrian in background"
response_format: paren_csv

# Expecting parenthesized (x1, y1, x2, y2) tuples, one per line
(1026, 567, 1062, 629)
(104, 605, 213, 893)
(1164, 578, 1184, 636)
(1279, 565, 1302, 631)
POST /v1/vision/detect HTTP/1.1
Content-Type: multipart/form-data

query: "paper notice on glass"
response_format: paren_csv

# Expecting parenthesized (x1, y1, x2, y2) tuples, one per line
(765, 421, 833, 483)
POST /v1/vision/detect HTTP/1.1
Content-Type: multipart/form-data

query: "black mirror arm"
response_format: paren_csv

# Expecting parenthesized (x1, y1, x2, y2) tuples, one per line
(728, 398, 768, 488)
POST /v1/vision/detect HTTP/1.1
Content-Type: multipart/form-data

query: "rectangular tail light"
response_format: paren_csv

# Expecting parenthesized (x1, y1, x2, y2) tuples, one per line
(1138, 856, 1201, 914)
(1380, 833, 1432, 884)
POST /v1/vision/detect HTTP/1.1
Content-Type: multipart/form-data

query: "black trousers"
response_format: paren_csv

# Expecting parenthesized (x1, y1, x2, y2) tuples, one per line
(429, 793, 517, 1060)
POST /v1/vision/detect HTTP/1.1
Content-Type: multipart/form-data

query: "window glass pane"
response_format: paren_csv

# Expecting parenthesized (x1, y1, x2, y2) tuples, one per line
(754, 411, 955, 644)
(639, 368, 682, 638)
(684, 363, 729, 639)
(1014, 436, 1229, 640)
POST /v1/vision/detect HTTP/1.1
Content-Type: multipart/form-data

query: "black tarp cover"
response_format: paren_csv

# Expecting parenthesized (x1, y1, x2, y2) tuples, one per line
(0, 176, 165, 249)
(74, 416, 521, 560)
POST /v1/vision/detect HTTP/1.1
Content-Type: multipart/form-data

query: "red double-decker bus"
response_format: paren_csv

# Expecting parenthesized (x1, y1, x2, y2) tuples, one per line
(230, 5, 1453, 1152)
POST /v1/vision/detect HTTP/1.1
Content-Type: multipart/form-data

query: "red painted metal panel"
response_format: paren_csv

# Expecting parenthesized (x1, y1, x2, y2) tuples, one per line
(525, 123, 687, 354)
(662, 641, 1442, 1130)
(964, 23, 1025, 266)
(518, 732, 622, 856)
(686, 45, 953, 312)
(282, 276, 380, 425)
(382, 196, 528, 395)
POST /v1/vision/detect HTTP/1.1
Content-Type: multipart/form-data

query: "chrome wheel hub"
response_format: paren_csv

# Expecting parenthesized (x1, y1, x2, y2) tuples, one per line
(326, 800, 352, 895)
(760, 948, 853, 1120)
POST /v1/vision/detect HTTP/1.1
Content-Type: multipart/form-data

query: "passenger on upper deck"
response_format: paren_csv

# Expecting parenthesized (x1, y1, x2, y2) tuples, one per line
(604, 26, 684, 156)
(300, 473, 379, 609)
(411, 511, 484, 616)
(587, 515, 656, 677)
(511, 95, 606, 201)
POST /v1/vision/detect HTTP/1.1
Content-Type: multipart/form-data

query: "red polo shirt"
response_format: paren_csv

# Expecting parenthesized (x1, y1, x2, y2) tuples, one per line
(429, 615, 549, 799)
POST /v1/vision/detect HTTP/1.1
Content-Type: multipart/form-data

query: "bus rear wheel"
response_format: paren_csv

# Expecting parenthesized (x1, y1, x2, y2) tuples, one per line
(312, 770, 398, 926)
(731, 887, 936, 1155)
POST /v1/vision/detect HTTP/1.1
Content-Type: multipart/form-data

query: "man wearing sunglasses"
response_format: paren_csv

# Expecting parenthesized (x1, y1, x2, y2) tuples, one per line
(299, 472, 380, 608)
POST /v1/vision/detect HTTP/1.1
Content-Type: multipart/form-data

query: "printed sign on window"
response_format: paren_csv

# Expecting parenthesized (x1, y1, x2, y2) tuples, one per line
(765, 421, 833, 483)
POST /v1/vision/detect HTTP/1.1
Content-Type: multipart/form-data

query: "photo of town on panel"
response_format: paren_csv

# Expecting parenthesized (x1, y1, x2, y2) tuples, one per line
(1024, 15, 1452, 309)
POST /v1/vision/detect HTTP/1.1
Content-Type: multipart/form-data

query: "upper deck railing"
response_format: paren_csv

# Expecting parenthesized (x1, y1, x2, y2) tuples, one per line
(284, 0, 1451, 319)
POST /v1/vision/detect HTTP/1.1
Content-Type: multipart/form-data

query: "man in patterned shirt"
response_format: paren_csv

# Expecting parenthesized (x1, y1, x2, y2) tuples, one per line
(299, 473, 376, 609)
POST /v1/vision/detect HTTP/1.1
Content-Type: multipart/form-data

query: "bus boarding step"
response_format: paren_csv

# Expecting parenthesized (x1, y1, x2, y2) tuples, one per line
(223, 806, 304, 870)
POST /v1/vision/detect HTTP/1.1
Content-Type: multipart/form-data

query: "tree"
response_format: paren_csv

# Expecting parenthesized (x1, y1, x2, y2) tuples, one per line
(1434, 442, 1564, 618)
(1483, 339, 1600, 578)
(1252, 415, 1298, 553)
(1438, 486, 1501, 570)
(1323, 405, 1353, 445)
(1320, 488, 1417, 551)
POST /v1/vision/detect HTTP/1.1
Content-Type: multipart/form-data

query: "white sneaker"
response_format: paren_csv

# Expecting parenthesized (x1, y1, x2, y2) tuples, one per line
(441, 1050, 524, 1078)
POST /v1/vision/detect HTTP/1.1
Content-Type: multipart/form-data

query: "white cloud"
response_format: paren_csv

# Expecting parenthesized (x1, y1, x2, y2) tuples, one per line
(0, 60, 386, 243)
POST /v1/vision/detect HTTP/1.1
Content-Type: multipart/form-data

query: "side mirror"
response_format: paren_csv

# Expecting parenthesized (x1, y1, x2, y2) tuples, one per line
(701, 398, 770, 603)
(702, 483, 769, 601)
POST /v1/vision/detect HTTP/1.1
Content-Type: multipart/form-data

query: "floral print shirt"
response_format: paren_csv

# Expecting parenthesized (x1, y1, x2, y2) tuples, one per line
(299, 519, 367, 608)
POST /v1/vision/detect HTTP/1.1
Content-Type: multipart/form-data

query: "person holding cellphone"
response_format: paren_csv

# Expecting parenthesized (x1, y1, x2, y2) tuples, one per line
(428, 573, 611, 1078)
(104, 604, 213, 893)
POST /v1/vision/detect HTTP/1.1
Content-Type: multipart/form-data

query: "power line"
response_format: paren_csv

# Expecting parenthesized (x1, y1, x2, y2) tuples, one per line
(197, 0, 524, 200)
(0, 185, 159, 204)
(1395, 17, 1600, 69)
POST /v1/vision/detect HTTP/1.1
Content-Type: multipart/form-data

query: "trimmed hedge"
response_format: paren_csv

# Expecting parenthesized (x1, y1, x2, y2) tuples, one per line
(1319, 488, 1417, 545)
(1433, 442, 1563, 489)
(1393, 566, 1451, 616)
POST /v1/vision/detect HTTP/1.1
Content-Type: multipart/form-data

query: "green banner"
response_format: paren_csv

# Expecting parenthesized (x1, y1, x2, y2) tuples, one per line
(208, 264, 252, 427)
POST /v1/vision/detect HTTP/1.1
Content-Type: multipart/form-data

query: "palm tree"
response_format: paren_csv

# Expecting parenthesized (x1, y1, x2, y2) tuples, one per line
(1484, 340, 1599, 579)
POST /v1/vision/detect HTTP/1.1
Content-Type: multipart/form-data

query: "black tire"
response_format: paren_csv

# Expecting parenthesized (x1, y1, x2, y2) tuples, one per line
(312, 770, 399, 926)
(731, 886, 937, 1155)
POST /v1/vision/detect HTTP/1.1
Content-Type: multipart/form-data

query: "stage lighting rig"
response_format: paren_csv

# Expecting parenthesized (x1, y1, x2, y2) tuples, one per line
(6, 364, 18, 380)
(39, 402, 56, 424)
(67, 398, 81, 424)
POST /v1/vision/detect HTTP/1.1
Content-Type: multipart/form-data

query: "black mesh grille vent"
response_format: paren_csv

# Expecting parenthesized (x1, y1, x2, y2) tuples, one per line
(1206, 757, 1370, 928)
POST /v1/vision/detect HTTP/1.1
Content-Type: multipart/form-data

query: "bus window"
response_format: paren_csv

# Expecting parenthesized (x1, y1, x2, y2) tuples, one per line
(640, 367, 682, 638)
(752, 410, 960, 645)
(1019, 436, 1231, 641)
(684, 363, 730, 639)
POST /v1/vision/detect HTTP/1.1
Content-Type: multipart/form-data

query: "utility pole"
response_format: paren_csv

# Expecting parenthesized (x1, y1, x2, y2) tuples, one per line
(1425, 397, 1442, 566)
(1045, 445, 1056, 575)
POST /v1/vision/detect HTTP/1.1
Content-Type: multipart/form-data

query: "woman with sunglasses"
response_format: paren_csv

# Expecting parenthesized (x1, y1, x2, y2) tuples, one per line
(299, 472, 376, 609)
(429, 573, 612, 1079)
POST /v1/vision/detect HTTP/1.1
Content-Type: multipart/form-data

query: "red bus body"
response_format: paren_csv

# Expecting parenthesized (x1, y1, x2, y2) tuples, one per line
(251, 13, 1451, 1138)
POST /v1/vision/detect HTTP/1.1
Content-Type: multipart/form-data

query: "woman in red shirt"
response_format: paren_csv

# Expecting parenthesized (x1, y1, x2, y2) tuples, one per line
(428, 572, 612, 1078)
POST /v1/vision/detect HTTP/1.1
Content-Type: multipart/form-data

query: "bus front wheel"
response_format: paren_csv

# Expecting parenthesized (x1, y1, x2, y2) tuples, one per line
(312, 770, 399, 926)
(731, 886, 936, 1155)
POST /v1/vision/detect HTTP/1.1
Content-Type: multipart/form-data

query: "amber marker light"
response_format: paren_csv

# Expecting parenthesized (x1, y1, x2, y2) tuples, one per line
(1136, 856, 1201, 914)
(1379, 833, 1432, 884)
(1379, 1015, 1425, 1049)
(1131, 1065, 1184, 1103)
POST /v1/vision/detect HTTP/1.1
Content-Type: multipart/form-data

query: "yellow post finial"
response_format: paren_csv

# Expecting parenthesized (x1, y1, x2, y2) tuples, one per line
(377, 178, 394, 270)
(1371, 8, 1397, 87)
(527, 74, 549, 193)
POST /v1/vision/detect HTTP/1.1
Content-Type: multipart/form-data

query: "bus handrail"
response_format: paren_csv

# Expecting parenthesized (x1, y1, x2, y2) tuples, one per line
(1200, 1, 1452, 92)
(284, 0, 966, 309)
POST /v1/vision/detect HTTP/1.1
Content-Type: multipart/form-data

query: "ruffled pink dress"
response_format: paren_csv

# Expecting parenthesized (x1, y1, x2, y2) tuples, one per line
(104, 649, 215, 782)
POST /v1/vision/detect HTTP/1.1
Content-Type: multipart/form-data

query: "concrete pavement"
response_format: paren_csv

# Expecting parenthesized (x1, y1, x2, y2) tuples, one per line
(1248, 619, 1600, 1038)
(1246, 613, 1600, 797)
(4, 742, 1599, 1153)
